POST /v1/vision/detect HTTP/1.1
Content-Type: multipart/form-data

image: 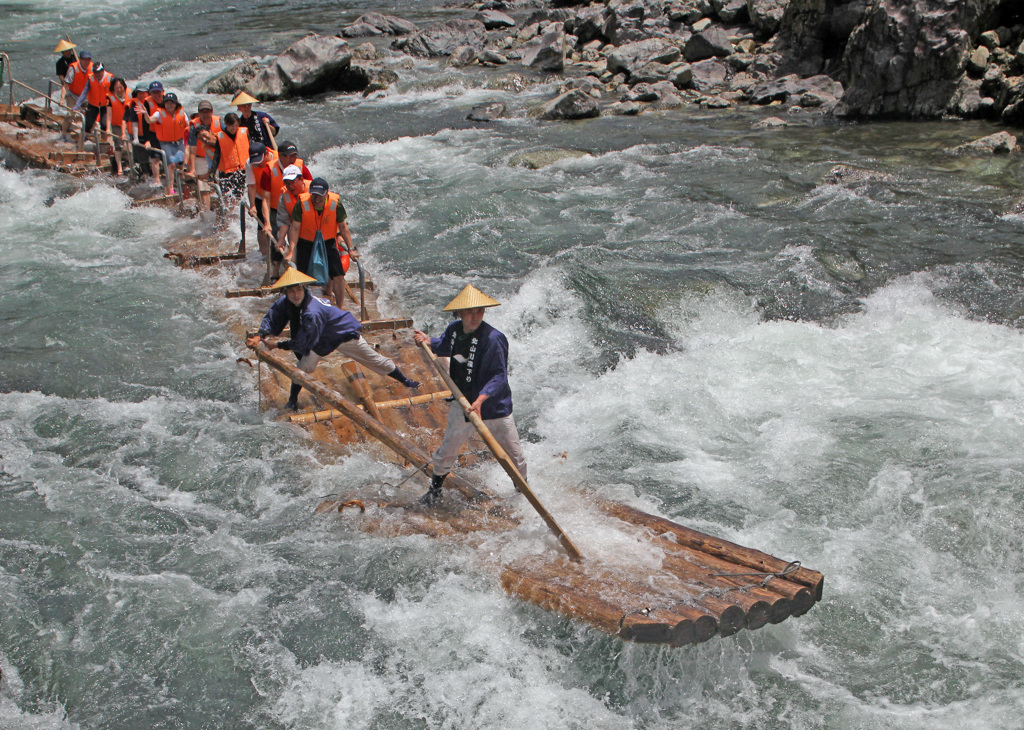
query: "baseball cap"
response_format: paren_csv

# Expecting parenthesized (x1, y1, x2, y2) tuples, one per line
(309, 178, 329, 196)
(282, 165, 302, 181)
(248, 142, 267, 163)
(79, 50, 92, 59)
(148, 80, 163, 92)
(278, 140, 298, 156)
(197, 100, 213, 112)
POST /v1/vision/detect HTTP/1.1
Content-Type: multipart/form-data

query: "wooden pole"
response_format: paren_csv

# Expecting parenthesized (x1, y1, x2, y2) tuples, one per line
(253, 346, 486, 501)
(288, 391, 452, 424)
(418, 341, 583, 562)
(342, 361, 382, 421)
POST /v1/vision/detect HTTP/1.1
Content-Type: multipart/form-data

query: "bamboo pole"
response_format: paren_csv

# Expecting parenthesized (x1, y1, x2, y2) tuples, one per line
(598, 500, 824, 600)
(342, 361, 382, 421)
(419, 341, 583, 562)
(254, 346, 487, 501)
(288, 391, 452, 424)
(164, 251, 245, 267)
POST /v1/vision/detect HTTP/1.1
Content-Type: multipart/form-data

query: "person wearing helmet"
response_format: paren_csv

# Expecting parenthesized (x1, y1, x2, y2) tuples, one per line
(245, 269, 420, 411)
(412, 285, 526, 506)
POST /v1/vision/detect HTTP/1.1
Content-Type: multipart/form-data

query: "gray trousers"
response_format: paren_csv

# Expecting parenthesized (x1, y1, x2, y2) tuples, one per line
(296, 336, 395, 375)
(432, 402, 527, 481)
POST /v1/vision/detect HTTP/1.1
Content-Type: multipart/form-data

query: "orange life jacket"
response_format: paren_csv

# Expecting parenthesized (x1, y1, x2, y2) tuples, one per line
(216, 127, 249, 174)
(109, 93, 128, 127)
(153, 107, 188, 144)
(265, 157, 304, 208)
(280, 180, 310, 217)
(297, 192, 349, 273)
(86, 70, 111, 108)
(189, 115, 221, 158)
(67, 61, 92, 97)
(249, 149, 279, 197)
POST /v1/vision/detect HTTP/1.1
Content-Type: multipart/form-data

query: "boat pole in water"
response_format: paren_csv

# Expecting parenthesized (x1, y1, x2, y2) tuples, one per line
(418, 341, 583, 562)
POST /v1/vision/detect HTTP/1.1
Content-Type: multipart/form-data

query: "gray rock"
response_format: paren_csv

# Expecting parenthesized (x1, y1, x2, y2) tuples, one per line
(522, 27, 566, 72)
(714, 0, 748, 23)
(606, 38, 682, 76)
(670, 63, 694, 88)
(749, 73, 842, 106)
(949, 131, 1019, 156)
(450, 45, 478, 67)
(979, 30, 1001, 49)
(245, 34, 353, 101)
(753, 115, 788, 127)
(967, 46, 991, 76)
(468, 102, 507, 121)
(609, 100, 643, 114)
(567, 5, 611, 45)
(539, 89, 601, 119)
(684, 26, 734, 61)
(479, 49, 509, 65)
(510, 148, 591, 167)
(626, 82, 661, 102)
(203, 59, 260, 95)
(746, 0, 788, 37)
(342, 13, 418, 37)
(821, 164, 898, 186)
(351, 43, 381, 61)
(816, 250, 866, 282)
(394, 19, 487, 57)
(476, 10, 517, 30)
(689, 58, 729, 90)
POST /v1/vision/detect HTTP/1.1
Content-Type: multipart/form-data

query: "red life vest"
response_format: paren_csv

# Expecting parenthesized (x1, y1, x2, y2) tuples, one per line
(216, 127, 249, 174)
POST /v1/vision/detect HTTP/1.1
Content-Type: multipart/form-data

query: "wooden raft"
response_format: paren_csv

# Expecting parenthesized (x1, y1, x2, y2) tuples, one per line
(229, 265, 825, 646)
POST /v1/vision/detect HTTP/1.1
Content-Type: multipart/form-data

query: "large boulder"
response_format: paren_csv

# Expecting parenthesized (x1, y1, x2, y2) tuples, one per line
(749, 73, 843, 105)
(689, 58, 729, 90)
(747, 0, 789, 37)
(949, 131, 1019, 156)
(394, 19, 487, 57)
(341, 12, 417, 37)
(539, 89, 601, 119)
(566, 5, 612, 45)
(476, 10, 517, 29)
(203, 59, 260, 95)
(776, 0, 869, 77)
(684, 27, 734, 61)
(606, 38, 682, 76)
(521, 27, 566, 71)
(244, 35, 353, 101)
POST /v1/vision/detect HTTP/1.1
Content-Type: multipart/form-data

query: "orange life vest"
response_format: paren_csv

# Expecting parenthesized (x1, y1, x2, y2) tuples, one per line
(216, 127, 249, 174)
(189, 115, 221, 158)
(265, 157, 304, 208)
(298, 192, 349, 273)
(153, 107, 188, 144)
(67, 61, 92, 97)
(249, 149, 279, 197)
(86, 70, 111, 108)
(280, 180, 311, 217)
(109, 93, 128, 127)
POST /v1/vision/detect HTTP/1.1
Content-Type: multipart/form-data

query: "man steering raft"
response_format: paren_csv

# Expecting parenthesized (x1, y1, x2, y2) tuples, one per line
(246, 269, 420, 411)
(413, 285, 527, 506)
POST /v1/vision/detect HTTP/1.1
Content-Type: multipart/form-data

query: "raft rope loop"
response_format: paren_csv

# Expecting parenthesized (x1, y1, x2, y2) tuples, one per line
(380, 462, 430, 491)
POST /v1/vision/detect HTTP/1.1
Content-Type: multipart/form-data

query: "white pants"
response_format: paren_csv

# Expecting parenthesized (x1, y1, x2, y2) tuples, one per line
(432, 402, 527, 481)
(297, 336, 395, 375)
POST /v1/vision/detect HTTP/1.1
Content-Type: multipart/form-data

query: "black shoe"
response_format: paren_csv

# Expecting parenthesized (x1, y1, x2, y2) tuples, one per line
(403, 378, 421, 389)
(285, 399, 299, 411)
(418, 472, 447, 506)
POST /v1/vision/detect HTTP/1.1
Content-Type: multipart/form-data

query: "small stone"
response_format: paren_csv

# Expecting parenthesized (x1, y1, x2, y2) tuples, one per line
(692, 18, 712, 32)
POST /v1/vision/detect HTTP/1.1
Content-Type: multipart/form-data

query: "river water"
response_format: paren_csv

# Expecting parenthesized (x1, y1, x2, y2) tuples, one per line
(4, 2, 1024, 728)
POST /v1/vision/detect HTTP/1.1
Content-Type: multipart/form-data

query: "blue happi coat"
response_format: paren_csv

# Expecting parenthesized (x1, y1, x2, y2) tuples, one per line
(430, 319, 513, 420)
(257, 290, 361, 358)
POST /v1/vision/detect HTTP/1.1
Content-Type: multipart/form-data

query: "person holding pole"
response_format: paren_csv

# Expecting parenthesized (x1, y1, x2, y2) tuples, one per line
(246, 269, 420, 411)
(412, 285, 527, 506)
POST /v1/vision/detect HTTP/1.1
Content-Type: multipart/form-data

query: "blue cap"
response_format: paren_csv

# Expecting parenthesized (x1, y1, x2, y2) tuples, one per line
(163, 92, 178, 106)
(248, 142, 267, 162)
(309, 178, 329, 196)
(148, 80, 163, 92)
(79, 50, 92, 59)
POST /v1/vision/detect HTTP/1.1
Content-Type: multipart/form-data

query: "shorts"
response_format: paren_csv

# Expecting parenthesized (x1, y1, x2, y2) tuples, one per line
(160, 140, 185, 166)
(84, 104, 107, 134)
(296, 237, 347, 280)
(218, 169, 247, 201)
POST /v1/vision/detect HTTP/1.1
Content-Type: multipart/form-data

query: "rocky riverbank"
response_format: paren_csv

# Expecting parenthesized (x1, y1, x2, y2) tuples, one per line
(198, 0, 1024, 130)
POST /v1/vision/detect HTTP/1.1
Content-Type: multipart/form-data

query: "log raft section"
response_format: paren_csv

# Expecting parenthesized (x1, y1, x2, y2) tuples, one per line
(190, 199, 826, 649)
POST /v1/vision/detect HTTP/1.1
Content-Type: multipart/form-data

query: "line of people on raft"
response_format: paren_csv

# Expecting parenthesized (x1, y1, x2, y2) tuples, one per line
(55, 38, 359, 302)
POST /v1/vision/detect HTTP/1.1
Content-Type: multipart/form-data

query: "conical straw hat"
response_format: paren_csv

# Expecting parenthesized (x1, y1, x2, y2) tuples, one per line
(442, 284, 501, 312)
(269, 267, 319, 291)
(231, 91, 259, 106)
(54, 39, 76, 52)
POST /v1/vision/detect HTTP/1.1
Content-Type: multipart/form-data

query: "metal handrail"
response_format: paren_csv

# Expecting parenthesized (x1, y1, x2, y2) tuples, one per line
(131, 140, 169, 191)
(1, 52, 87, 151)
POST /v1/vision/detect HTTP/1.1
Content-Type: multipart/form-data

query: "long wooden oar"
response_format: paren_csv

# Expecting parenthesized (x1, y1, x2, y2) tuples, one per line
(418, 341, 583, 562)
